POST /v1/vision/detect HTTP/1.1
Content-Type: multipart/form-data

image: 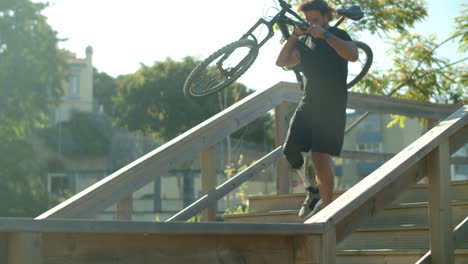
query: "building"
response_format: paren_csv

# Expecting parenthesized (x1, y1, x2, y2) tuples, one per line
(49, 46, 94, 125)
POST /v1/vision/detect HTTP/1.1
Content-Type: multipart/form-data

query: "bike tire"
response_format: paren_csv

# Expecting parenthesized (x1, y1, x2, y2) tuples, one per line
(347, 41, 373, 89)
(183, 39, 259, 98)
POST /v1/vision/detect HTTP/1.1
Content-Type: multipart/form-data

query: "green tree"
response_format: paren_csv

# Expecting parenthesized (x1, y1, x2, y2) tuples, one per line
(93, 68, 118, 115)
(113, 57, 274, 145)
(453, 4, 468, 52)
(290, 0, 466, 127)
(40, 112, 113, 157)
(0, 0, 67, 141)
(290, 0, 427, 35)
(358, 33, 467, 104)
(353, 5, 467, 121)
(0, 139, 52, 217)
(0, 0, 66, 216)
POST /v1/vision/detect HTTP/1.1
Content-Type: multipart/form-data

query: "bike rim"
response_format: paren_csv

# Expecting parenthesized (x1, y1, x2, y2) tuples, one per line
(188, 43, 258, 97)
(347, 41, 372, 89)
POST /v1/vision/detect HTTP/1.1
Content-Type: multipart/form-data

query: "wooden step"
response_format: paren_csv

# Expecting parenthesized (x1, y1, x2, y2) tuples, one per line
(247, 180, 468, 213)
(224, 201, 468, 228)
(336, 249, 468, 264)
(363, 201, 468, 228)
(337, 225, 467, 250)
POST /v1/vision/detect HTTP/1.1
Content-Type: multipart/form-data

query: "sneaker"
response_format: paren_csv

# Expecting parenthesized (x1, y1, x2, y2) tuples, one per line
(308, 199, 324, 218)
(298, 186, 320, 219)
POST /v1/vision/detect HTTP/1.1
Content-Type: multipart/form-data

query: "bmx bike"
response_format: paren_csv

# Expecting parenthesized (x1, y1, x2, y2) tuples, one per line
(183, 0, 373, 98)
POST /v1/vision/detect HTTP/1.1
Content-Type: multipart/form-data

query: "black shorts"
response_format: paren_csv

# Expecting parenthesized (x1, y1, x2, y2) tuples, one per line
(283, 94, 347, 158)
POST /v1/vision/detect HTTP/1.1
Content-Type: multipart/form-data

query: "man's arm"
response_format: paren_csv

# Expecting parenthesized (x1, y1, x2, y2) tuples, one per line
(307, 25, 358, 62)
(276, 33, 301, 67)
(326, 37, 358, 62)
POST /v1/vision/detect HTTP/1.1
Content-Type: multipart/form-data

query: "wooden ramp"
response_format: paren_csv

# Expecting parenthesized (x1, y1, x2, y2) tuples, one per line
(0, 218, 326, 264)
(1, 82, 466, 264)
(225, 182, 468, 263)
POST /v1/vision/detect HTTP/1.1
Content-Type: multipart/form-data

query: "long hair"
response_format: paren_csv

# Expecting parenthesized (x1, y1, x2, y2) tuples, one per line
(297, 0, 336, 21)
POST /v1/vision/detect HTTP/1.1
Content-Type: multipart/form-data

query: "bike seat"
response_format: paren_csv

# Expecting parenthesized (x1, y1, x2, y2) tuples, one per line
(337, 5, 364, 21)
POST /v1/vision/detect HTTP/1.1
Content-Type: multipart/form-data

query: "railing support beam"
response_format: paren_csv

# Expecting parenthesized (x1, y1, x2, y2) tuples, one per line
(116, 195, 133, 220)
(275, 102, 291, 194)
(293, 227, 336, 264)
(427, 140, 454, 264)
(201, 146, 217, 221)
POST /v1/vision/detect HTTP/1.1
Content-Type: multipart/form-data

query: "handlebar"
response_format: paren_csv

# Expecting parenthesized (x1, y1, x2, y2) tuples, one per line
(277, 0, 308, 24)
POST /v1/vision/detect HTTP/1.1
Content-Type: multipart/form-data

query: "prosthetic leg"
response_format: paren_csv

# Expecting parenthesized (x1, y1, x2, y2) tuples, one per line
(293, 153, 321, 219)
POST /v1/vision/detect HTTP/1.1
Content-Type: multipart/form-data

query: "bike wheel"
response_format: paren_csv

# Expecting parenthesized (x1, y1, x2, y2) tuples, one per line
(183, 39, 259, 97)
(347, 41, 373, 89)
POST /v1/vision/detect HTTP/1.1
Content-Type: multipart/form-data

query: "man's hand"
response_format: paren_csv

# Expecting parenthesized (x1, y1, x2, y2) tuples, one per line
(305, 25, 327, 39)
(292, 27, 306, 37)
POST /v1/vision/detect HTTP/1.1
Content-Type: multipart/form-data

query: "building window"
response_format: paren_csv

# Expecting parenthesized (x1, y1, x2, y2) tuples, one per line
(356, 143, 383, 152)
(357, 161, 383, 176)
(48, 173, 69, 195)
(69, 75, 80, 95)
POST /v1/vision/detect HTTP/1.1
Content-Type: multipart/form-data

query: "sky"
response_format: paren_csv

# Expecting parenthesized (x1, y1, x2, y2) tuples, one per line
(37, 0, 466, 91)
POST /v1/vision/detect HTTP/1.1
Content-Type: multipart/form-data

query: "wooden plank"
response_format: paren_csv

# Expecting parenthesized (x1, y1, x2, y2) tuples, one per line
(166, 147, 284, 222)
(320, 227, 336, 264)
(346, 93, 460, 119)
(280, 82, 461, 119)
(8, 232, 42, 264)
(341, 150, 467, 164)
(40, 232, 312, 264)
(37, 83, 284, 219)
(293, 235, 321, 264)
(0, 218, 324, 235)
(340, 150, 395, 162)
(292, 228, 336, 264)
(427, 140, 454, 264)
(116, 195, 133, 220)
(305, 106, 468, 238)
(201, 146, 217, 221)
(275, 101, 292, 194)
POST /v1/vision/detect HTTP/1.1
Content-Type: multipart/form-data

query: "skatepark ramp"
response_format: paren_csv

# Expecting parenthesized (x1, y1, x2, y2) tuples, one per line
(1, 82, 466, 263)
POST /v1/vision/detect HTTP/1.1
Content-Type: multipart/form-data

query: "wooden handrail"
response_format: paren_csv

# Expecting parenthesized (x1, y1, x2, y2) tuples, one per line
(36, 83, 287, 219)
(36, 81, 464, 221)
(305, 105, 468, 243)
(340, 150, 468, 164)
(166, 147, 283, 222)
(0, 217, 325, 234)
(282, 83, 461, 119)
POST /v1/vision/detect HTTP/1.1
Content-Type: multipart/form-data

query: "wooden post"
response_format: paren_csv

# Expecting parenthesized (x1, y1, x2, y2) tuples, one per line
(293, 228, 336, 264)
(320, 227, 337, 264)
(116, 195, 133, 220)
(202, 146, 217, 221)
(153, 176, 162, 212)
(427, 140, 454, 264)
(8, 232, 42, 264)
(275, 102, 291, 194)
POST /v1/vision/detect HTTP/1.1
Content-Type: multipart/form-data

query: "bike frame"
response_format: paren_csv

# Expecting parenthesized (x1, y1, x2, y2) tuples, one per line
(215, 0, 357, 83)
(240, 0, 347, 49)
(240, 0, 306, 49)
(215, 1, 308, 75)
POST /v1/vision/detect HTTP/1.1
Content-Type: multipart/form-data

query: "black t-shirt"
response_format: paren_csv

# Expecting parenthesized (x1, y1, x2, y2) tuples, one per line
(296, 27, 352, 92)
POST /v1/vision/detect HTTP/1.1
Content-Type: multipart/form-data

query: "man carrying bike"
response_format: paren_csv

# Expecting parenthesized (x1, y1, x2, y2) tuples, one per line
(276, 0, 358, 219)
